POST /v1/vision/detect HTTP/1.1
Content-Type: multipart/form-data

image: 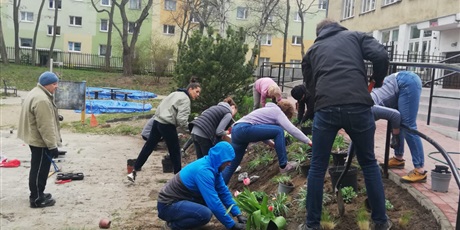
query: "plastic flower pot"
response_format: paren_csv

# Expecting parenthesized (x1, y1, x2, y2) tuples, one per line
(300, 163, 310, 178)
(277, 182, 294, 194)
(431, 165, 451, 193)
(328, 165, 358, 192)
(162, 155, 173, 173)
(331, 152, 347, 166)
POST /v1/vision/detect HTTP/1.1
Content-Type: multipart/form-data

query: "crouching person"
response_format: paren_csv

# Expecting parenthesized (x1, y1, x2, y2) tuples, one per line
(157, 142, 246, 230)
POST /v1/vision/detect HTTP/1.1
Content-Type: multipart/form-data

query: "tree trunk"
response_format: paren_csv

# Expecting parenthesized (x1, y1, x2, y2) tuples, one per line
(48, 5, 59, 66)
(13, 0, 21, 64)
(282, 0, 290, 64)
(122, 47, 133, 76)
(0, 10, 9, 64)
(32, 0, 46, 66)
(105, 3, 115, 71)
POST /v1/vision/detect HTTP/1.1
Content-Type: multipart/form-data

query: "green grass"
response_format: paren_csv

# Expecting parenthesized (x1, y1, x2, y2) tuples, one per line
(0, 63, 175, 95)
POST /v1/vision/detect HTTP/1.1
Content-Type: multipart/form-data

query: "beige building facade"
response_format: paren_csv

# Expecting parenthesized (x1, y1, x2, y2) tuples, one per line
(326, 0, 460, 57)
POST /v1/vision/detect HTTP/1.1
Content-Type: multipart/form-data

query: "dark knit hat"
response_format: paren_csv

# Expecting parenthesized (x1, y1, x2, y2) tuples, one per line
(38, 71, 59, 86)
(291, 84, 306, 101)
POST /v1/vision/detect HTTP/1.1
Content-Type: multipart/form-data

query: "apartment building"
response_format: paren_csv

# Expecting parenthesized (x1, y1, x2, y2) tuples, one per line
(327, 0, 460, 59)
(1, 0, 326, 67)
(1, 0, 152, 65)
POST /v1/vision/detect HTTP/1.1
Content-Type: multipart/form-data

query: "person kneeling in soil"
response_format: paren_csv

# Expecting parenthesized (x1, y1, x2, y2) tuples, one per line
(371, 71, 426, 183)
(127, 82, 201, 182)
(252, 77, 282, 110)
(190, 97, 238, 159)
(157, 142, 247, 230)
(221, 99, 312, 184)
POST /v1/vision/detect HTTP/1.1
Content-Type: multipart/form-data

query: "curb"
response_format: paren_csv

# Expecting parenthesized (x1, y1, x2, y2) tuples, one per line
(386, 169, 453, 230)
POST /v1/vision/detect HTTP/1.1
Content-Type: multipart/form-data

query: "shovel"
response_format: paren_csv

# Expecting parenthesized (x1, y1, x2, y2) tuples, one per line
(336, 79, 375, 216)
(336, 142, 355, 216)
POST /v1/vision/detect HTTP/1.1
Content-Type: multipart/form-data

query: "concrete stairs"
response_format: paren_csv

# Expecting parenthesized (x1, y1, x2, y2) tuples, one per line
(417, 88, 460, 140)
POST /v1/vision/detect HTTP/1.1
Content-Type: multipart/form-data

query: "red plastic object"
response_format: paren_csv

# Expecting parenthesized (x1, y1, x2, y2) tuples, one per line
(0, 159, 21, 167)
(55, 179, 72, 184)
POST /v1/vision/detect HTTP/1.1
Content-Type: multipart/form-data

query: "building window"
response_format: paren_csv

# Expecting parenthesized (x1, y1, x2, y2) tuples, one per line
(290, 60, 301, 68)
(190, 14, 199, 23)
(69, 16, 82, 26)
(130, 0, 141, 9)
(20, 38, 33, 47)
(342, 0, 354, 19)
(49, 0, 62, 9)
(99, 45, 107, 56)
(101, 0, 111, 6)
(128, 22, 136, 34)
(20, 12, 34, 22)
(294, 12, 303, 22)
(361, 0, 375, 13)
(164, 0, 176, 11)
(163, 25, 175, 35)
(382, 0, 398, 6)
(259, 57, 270, 68)
(100, 19, 108, 32)
(236, 7, 248, 19)
(68, 42, 81, 52)
(47, 25, 61, 36)
(261, 34, 272, 45)
(292, 36, 302, 45)
(318, 0, 327, 10)
(410, 26, 420, 39)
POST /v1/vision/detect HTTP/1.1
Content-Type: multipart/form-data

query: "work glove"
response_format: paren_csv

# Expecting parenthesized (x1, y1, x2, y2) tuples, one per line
(48, 148, 59, 158)
(390, 134, 400, 149)
(231, 222, 246, 230)
(237, 215, 247, 224)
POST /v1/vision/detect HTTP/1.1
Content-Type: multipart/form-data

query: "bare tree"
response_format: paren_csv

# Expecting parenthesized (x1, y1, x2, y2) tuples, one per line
(0, 7, 9, 64)
(91, 0, 115, 71)
(12, 0, 21, 64)
(112, 0, 153, 76)
(48, 2, 59, 65)
(295, 0, 315, 56)
(242, 0, 282, 65)
(31, 0, 46, 66)
(282, 0, 289, 64)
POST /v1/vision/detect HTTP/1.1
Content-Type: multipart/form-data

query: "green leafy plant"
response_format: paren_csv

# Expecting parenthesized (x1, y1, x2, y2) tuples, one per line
(252, 191, 268, 202)
(332, 135, 348, 153)
(295, 187, 332, 209)
(248, 152, 274, 170)
(398, 211, 413, 229)
(229, 188, 286, 230)
(269, 192, 291, 217)
(341, 186, 357, 204)
(271, 175, 293, 186)
(301, 119, 313, 128)
(385, 199, 394, 210)
(356, 207, 370, 230)
(320, 207, 337, 230)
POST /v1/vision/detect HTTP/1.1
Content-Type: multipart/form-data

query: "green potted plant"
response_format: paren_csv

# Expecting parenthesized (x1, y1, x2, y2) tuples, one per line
(229, 188, 287, 230)
(331, 134, 349, 166)
(288, 143, 312, 178)
(272, 175, 294, 194)
(300, 119, 313, 135)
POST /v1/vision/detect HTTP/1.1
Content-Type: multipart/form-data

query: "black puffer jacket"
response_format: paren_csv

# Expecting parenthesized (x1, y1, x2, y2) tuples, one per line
(302, 23, 389, 112)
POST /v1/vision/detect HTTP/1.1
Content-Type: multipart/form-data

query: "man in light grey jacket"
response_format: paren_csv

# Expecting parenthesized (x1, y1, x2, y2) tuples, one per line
(18, 71, 62, 208)
(128, 82, 201, 182)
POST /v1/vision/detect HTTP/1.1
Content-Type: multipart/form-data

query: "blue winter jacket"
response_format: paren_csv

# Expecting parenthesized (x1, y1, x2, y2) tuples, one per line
(180, 142, 241, 228)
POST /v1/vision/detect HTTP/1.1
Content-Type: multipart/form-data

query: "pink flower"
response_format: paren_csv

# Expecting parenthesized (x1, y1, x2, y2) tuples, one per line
(243, 177, 251, 186)
(234, 190, 240, 197)
(268, 206, 274, 212)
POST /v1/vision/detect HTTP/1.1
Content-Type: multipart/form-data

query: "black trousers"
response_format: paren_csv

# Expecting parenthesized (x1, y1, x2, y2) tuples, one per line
(192, 134, 214, 159)
(29, 146, 52, 202)
(134, 120, 181, 174)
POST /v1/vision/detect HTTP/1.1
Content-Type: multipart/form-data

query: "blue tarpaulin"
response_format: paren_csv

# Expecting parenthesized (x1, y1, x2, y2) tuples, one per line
(86, 87, 157, 100)
(75, 100, 152, 114)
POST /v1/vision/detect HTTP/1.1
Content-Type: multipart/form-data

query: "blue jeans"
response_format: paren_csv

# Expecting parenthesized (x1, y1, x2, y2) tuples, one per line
(395, 71, 424, 168)
(222, 123, 288, 184)
(306, 104, 387, 227)
(157, 201, 212, 229)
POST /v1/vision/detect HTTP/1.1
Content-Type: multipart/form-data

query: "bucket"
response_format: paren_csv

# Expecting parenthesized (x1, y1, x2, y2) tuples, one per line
(331, 152, 347, 166)
(328, 165, 358, 192)
(127, 159, 136, 174)
(431, 165, 451, 193)
(162, 155, 174, 173)
(278, 182, 294, 194)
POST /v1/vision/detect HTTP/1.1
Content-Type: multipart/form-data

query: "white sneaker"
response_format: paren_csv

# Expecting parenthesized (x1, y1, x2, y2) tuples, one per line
(127, 171, 136, 182)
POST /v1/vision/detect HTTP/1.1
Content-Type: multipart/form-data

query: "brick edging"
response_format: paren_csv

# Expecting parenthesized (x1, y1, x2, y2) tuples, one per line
(386, 170, 453, 229)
